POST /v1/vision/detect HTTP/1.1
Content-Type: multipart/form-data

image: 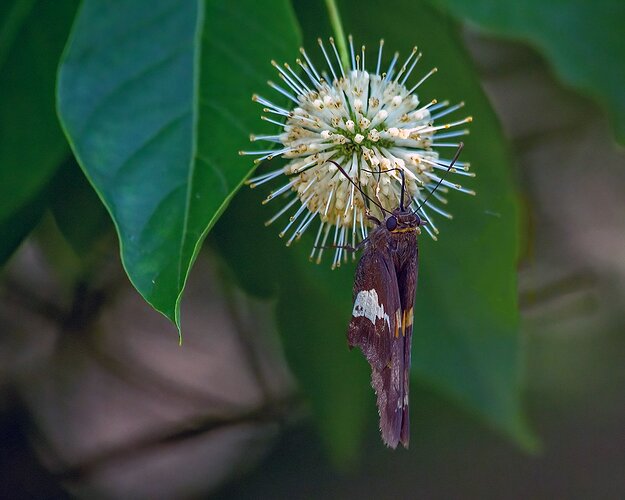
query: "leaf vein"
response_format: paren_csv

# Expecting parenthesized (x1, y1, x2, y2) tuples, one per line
(78, 42, 192, 139)
(115, 110, 191, 179)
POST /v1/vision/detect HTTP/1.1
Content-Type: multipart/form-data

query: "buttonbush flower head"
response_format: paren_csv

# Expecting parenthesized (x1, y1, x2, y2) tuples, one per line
(242, 37, 475, 267)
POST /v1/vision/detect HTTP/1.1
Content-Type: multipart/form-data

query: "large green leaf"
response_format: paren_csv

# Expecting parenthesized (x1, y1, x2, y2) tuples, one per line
(430, 0, 625, 144)
(57, 0, 301, 331)
(0, 0, 76, 235)
(341, 0, 534, 447)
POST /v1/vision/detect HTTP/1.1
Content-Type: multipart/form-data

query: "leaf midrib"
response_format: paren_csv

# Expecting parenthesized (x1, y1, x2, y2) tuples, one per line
(174, 0, 205, 329)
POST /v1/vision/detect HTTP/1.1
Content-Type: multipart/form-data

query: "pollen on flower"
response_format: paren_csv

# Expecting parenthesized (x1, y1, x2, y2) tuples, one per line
(242, 37, 475, 268)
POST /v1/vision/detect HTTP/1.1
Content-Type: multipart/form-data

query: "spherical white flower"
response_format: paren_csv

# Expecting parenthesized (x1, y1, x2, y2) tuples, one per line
(242, 37, 475, 268)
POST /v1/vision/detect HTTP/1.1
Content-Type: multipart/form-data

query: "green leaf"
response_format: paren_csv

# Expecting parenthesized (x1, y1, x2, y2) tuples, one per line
(341, 0, 535, 448)
(430, 0, 625, 144)
(0, 0, 76, 223)
(57, 0, 301, 331)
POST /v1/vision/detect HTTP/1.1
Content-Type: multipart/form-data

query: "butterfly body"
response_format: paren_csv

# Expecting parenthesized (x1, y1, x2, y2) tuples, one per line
(348, 208, 421, 449)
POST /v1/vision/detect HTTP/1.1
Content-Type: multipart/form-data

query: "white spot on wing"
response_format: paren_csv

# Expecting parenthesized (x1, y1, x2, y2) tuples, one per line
(353, 289, 391, 329)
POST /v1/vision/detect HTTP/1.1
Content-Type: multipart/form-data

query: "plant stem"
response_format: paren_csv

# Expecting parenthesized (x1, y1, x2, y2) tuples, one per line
(324, 0, 349, 71)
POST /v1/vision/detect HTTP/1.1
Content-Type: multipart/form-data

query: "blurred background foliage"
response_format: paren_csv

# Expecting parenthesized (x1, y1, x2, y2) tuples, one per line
(1, 0, 624, 498)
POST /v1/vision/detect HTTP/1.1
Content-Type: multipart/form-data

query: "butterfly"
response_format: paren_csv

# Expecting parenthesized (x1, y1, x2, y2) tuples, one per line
(330, 143, 464, 449)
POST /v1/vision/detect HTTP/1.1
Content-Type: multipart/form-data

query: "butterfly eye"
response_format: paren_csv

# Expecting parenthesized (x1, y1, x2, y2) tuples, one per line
(386, 216, 398, 231)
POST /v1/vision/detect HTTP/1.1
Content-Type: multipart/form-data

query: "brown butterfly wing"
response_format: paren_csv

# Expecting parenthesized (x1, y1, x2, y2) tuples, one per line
(348, 242, 406, 448)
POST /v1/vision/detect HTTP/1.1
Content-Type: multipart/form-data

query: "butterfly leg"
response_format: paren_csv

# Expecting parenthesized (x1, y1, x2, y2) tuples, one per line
(314, 235, 369, 253)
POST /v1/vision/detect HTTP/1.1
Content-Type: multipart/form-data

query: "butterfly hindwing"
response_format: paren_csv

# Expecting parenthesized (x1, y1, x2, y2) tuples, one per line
(396, 241, 418, 447)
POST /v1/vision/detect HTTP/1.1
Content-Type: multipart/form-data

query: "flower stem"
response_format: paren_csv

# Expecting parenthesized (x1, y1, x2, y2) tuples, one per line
(324, 0, 349, 70)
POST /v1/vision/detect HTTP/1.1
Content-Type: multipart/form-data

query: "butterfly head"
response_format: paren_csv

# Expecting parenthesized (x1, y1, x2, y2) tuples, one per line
(385, 208, 426, 234)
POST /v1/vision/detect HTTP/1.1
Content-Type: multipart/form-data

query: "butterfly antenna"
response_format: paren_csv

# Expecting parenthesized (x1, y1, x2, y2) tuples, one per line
(414, 142, 464, 213)
(326, 160, 393, 216)
(400, 168, 406, 211)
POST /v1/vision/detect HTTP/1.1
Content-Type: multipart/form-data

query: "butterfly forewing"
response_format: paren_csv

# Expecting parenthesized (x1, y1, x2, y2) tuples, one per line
(348, 222, 418, 449)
